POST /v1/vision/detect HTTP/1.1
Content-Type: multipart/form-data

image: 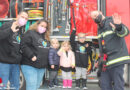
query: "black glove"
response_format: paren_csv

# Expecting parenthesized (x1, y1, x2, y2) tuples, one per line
(115, 24, 122, 31)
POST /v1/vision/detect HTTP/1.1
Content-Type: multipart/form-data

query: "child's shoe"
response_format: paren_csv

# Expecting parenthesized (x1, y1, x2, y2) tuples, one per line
(82, 79, 88, 90)
(75, 79, 80, 89)
(67, 80, 72, 88)
(48, 85, 55, 89)
(48, 80, 55, 89)
(54, 79, 61, 87)
(63, 80, 67, 88)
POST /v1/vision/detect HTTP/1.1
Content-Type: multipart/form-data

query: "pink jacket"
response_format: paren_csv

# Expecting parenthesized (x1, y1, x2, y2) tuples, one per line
(57, 49, 75, 68)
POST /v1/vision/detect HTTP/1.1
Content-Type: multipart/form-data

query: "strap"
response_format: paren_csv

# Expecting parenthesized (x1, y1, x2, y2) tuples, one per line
(15, 0, 18, 17)
(71, 2, 77, 30)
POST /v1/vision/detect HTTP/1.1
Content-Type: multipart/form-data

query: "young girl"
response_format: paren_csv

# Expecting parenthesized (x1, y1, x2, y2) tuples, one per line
(48, 38, 60, 89)
(21, 19, 50, 90)
(57, 41, 75, 88)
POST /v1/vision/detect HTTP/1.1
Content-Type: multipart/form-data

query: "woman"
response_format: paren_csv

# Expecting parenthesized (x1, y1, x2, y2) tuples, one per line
(21, 19, 50, 90)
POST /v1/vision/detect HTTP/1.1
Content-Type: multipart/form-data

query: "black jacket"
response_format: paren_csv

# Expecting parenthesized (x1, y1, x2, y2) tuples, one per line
(21, 30, 50, 68)
(0, 21, 23, 64)
(48, 47, 60, 65)
(98, 16, 130, 69)
(70, 30, 89, 68)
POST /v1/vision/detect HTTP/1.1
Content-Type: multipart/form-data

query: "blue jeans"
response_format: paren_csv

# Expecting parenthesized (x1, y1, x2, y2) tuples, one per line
(21, 65, 45, 90)
(100, 65, 124, 90)
(0, 63, 20, 90)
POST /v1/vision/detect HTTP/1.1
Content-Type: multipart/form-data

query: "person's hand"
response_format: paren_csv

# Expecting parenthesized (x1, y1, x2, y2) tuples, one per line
(110, 22, 116, 30)
(32, 56, 37, 61)
(11, 22, 19, 32)
(110, 13, 122, 30)
(51, 65, 55, 69)
(86, 43, 89, 47)
(60, 47, 65, 51)
(112, 13, 122, 24)
(73, 28, 76, 31)
(94, 61, 99, 68)
(72, 65, 75, 68)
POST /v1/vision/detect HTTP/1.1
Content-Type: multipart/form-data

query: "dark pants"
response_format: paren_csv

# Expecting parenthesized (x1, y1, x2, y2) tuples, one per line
(49, 71, 58, 86)
(100, 65, 124, 90)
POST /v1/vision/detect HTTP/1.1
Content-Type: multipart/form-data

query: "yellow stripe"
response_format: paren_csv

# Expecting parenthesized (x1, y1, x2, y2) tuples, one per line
(106, 56, 130, 66)
(117, 27, 128, 37)
(98, 30, 114, 38)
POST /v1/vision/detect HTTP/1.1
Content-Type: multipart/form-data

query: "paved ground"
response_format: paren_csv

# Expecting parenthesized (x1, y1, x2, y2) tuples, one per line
(38, 70, 130, 90)
(38, 83, 130, 90)
(39, 84, 100, 90)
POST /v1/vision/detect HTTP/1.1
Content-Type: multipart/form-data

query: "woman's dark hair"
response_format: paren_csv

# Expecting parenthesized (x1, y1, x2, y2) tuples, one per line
(29, 19, 50, 41)
(18, 10, 28, 15)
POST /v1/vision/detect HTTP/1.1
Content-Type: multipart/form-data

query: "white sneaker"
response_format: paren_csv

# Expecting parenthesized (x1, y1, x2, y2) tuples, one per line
(63, 86, 67, 88)
(75, 86, 80, 89)
(68, 86, 72, 88)
(83, 86, 88, 89)
(54, 85, 61, 88)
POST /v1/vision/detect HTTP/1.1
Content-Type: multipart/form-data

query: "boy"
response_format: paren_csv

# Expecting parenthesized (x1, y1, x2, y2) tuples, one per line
(70, 29, 92, 89)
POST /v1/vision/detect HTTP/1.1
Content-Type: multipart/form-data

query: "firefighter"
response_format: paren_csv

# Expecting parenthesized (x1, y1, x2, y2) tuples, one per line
(90, 11, 130, 90)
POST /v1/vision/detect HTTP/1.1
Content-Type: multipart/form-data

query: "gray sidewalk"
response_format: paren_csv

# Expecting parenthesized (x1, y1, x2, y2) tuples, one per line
(38, 83, 130, 90)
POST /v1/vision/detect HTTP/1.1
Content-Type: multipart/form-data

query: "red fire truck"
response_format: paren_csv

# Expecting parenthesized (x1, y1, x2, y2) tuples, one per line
(0, 0, 130, 90)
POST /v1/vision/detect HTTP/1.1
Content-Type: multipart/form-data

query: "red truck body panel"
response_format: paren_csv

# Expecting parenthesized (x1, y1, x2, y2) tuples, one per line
(106, 0, 130, 54)
(70, 0, 98, 36)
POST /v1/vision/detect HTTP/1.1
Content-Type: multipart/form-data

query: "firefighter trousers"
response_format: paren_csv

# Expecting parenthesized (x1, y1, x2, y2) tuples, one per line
(100, 64, 124, 90)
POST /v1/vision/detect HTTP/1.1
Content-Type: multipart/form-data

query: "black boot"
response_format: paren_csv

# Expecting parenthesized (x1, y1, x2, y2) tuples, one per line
(48, 80, 54, 89)
(53, 79, 61, 87)
(75, 79, 80, 88)
(82, 79, 88, 90)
